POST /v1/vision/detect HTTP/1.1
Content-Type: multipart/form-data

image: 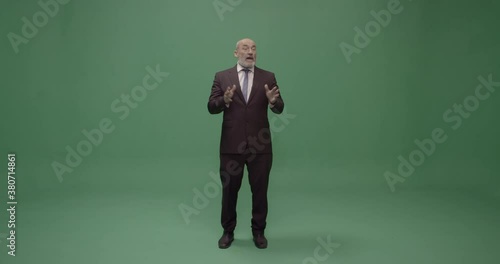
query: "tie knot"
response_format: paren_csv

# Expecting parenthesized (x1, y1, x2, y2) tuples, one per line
(242, 68, 250, 73)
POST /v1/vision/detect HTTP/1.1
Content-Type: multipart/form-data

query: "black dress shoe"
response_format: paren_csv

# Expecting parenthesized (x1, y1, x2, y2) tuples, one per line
(252, 231, 267, 249)
(218, 232, 234, 249)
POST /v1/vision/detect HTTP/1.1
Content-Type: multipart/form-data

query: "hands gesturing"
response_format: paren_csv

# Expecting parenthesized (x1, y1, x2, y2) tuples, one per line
(224, 84, 279, 105)
(264, 84, 279, 104)
(223, 85, 237, 104)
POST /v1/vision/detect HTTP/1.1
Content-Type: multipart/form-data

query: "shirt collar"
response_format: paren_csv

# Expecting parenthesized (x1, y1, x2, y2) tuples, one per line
(237, 63, 254, 73)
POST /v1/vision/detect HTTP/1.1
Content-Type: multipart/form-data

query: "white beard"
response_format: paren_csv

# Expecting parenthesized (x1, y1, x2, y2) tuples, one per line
(238, 58, 255, 68)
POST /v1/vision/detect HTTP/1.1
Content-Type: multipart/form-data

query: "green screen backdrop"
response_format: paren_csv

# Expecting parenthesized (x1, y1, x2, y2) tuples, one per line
(1, 0, 499, 263)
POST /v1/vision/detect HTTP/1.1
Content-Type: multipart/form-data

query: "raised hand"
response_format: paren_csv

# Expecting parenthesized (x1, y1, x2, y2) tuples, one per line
(264, 84, 279, 104)
(224, 84, 237, 104)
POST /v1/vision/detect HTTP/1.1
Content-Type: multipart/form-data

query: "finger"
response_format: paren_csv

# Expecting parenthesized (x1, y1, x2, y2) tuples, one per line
(264, 84, 269, 91)
(271, 87, 278, 93)
(231, 84, 237, 92)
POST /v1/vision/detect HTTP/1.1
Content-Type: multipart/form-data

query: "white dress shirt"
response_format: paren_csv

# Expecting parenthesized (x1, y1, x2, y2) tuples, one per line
(237, 63, 254, 102)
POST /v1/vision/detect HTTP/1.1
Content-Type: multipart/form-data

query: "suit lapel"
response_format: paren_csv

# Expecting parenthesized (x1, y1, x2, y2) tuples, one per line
(247, 67, 260, 105)
(228, 66, 245, 103)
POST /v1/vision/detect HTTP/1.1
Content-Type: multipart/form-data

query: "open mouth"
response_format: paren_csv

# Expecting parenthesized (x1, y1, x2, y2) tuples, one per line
(246, 57, 254, 61)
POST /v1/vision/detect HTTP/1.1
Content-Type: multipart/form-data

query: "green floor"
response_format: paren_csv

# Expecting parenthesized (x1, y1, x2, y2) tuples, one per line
(2, 157, 499, 264)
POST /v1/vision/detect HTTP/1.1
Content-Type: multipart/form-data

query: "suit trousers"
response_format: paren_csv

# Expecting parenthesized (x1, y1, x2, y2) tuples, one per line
(219, 151, 273, 233)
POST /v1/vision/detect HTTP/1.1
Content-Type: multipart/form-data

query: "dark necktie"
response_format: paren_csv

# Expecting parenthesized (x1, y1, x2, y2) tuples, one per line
(242, 68, 250, 103)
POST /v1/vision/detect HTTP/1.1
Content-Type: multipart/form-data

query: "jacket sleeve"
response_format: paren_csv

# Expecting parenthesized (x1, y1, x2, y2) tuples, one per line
(207, 73, 227, 114)
(269, 74, 284, 114)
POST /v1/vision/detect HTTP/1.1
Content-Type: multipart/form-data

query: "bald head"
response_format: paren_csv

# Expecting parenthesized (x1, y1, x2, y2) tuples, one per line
(236, 38, 255, 49)
(234, 38, 257, 68)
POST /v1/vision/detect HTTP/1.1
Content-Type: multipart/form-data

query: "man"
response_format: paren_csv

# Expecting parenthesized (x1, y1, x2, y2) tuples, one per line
(207, 38, 285, 249)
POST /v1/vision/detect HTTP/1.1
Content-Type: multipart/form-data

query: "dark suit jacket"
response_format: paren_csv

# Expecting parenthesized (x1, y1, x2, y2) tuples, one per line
(208, 65, 285, 154)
